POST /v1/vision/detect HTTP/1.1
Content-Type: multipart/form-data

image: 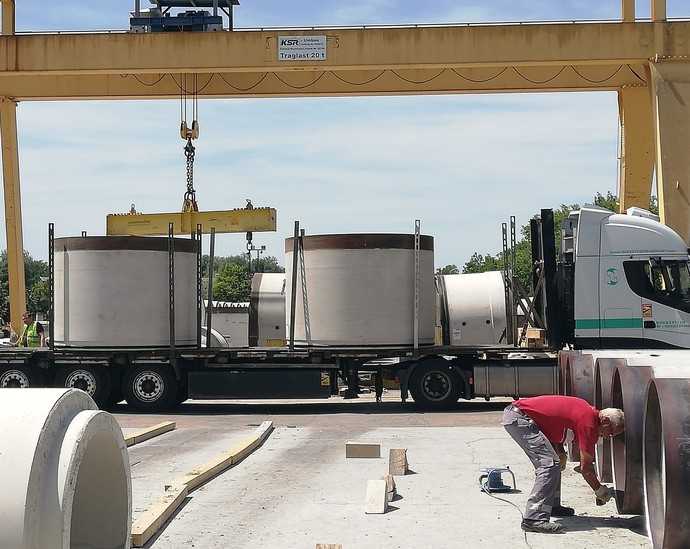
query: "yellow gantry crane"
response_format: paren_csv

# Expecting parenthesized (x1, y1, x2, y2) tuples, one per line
(1, 0, 689, 333)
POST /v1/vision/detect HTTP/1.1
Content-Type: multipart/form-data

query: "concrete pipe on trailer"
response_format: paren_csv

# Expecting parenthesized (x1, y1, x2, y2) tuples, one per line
(644, 372, 690, 549)
(0, 389, 131, 549)
(594, 357, 624, 483)
(610, 364, 652, 515)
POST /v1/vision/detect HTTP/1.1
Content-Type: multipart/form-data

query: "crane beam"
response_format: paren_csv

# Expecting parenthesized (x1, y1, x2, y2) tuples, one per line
(0, 22, 687, 85)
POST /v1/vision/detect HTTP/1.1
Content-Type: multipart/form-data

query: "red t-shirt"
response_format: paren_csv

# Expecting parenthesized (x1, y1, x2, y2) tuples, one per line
(514, 395, 600, 456)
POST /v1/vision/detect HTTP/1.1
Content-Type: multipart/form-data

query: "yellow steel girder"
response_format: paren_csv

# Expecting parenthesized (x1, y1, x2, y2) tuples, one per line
(0, 22, 688, 99)
(106, 207, 277, 236)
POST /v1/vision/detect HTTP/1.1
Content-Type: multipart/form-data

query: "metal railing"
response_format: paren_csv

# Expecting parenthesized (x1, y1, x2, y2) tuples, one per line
(12, 16, 690, 36)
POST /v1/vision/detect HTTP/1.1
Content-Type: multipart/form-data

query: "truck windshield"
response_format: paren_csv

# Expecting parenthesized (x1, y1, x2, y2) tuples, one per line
(623, 260, 690, 314)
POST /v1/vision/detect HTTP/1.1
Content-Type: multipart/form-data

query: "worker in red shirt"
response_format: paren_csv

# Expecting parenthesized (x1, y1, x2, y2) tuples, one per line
(502, 395, 624, 534)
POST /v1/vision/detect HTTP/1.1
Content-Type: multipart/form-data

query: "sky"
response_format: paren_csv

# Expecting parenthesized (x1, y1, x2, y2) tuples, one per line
(1, 1, 687, 268)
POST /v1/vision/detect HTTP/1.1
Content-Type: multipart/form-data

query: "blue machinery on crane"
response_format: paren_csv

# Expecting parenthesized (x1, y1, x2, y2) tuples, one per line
(131, 0, 240, 33)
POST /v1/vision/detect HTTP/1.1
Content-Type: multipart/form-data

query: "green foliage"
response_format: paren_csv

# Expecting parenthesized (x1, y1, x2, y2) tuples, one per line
(213, 262, 250, 303)
(206, 253, 284, 303)
(436, 264, 460, 275)
(0, 251, 49, 323)
(594, 191, 619, 213)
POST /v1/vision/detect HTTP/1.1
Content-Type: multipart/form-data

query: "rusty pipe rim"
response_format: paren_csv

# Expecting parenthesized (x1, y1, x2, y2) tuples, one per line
(643, 378, 690, 549)
(594, 358, 624, 483)
(611, 365, 652, 515)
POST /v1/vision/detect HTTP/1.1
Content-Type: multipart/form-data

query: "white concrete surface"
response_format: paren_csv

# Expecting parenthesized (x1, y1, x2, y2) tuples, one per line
(144, 425, 649, 549)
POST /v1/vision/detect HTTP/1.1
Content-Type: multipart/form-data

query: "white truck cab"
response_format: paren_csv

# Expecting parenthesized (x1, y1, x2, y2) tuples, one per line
(563, 206, 690, 349)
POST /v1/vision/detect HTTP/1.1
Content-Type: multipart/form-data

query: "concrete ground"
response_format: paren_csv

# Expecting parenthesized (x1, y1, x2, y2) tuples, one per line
(114, 391, 650, 549)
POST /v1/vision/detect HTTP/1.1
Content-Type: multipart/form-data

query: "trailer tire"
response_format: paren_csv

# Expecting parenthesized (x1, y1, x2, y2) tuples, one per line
(123, 365, 177, 412)
(409, 362, 462, 410)
(54, 366, 112, 409)
(0, 365, 44, 388)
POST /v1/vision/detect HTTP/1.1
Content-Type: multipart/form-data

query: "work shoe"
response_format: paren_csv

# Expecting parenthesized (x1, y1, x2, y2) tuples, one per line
(521, 520, 565, 534)
(551, 505, 576, 517)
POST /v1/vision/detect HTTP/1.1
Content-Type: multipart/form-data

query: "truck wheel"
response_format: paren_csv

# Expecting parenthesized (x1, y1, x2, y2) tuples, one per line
(409, 363, 462, 410)
(123, 365, 177, 412)
(0, 365, 44, 388)
(55, 366, 112, 409)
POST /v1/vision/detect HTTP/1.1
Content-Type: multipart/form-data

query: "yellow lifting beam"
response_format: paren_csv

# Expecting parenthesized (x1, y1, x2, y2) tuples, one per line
(106, 207, 277, 236)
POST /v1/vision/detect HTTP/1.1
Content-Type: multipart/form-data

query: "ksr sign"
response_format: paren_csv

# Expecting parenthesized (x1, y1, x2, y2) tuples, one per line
(278, 35, 327, 61)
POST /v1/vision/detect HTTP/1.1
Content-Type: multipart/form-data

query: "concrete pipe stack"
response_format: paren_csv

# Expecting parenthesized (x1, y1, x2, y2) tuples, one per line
(54, 236, 198, 347)
(0, 388, 131, 549)
(285, 233, 435, 346)
(559, 349, 690, 548)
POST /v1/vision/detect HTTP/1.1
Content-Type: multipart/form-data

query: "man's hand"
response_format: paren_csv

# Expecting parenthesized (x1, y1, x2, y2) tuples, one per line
(595, 485, 615, 505)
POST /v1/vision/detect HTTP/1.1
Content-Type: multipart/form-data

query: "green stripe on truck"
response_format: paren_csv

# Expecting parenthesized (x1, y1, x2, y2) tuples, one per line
(575, 318, 643, 330)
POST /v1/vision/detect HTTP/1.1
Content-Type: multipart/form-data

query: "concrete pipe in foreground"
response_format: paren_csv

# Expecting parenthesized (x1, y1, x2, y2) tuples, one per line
(0, 388, 132, 549)
(610, 364, 652, 515)
(594, 357, 624, 483)
(644, 376, 690, 549)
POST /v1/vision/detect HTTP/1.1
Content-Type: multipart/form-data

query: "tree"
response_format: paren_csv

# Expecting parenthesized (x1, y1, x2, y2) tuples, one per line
(0, 251, 49, 323)
(436, 264, 460, 275)
(594, 191, 619, 213)
(213, 262, 250, 303)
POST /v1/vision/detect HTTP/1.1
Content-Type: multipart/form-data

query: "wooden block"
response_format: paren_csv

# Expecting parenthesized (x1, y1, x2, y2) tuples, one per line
(365, 480, 388, 514)
(382, 474, 396, 503)
(125, 421, 176, 447)
(131, 484, 188, 547)
(346, 441, 381, 459)
(389, 448, 408, 476)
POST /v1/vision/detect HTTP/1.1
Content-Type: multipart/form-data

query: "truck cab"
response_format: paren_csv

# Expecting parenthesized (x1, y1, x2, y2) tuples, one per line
(563, 206, 690, 349)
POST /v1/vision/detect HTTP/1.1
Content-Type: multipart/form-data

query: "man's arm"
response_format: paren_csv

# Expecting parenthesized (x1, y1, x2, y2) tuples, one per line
(579, 450, 601, 492)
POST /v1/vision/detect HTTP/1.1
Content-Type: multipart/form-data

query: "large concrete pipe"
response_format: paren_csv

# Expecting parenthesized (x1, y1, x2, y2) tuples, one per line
(0, 389, 131, 549)
(54, 236, 197, 347)
(644, 374, 690, 549)
(285, 233, 435, 346)
(610, 364, 652, 515)
(594, 357, 624, 483)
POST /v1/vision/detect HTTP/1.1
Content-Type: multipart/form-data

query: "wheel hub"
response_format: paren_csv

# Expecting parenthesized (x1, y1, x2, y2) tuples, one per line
(133, 371, 164, 402)
(422, 370, 452, 401)
(0, 370, 30, 388)
(65, 370, 97, 396)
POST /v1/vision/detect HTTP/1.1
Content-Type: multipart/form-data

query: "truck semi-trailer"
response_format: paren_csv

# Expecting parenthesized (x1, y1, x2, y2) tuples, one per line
(0, 207, 687, 411)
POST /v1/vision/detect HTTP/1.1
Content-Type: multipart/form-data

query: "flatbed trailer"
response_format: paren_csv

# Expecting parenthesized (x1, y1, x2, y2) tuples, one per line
(0, 343, 558, 411)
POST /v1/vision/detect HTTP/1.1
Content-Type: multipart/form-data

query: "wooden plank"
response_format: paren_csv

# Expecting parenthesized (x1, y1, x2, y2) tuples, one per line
(346, 441, 381, 459)
(131, 484, 188, 547)
(365, 480, 388, 514)
(180, 421, 273, 493)
(129, 421, 274, 547)
(125, 421, 176, 448)
(389, 448, 409, 476)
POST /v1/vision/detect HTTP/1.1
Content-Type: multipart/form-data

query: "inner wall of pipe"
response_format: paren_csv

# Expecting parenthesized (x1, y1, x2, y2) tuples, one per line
(644, 382, 665, 549)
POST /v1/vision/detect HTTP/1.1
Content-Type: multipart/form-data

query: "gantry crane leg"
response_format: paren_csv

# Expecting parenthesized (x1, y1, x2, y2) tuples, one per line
(618, 85, 655, 213)
(1, 96, 26, 333)
(650, 60, 690, 244)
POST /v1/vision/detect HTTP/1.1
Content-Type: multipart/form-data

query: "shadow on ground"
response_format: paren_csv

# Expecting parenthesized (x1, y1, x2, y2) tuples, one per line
(112, 400, 509, 416)
(556, 514, 647, 536)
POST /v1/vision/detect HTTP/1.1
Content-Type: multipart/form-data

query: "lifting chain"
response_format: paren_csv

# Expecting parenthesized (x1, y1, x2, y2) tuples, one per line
(182, 137, 198, 212)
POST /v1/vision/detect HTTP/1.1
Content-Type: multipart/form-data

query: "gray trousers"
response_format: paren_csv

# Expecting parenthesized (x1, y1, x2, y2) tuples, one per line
(502, 404, 561, 522)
